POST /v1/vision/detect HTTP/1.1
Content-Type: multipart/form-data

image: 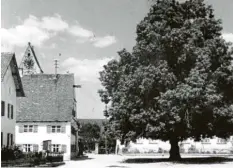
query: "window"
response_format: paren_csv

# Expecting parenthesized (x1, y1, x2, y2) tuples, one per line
(52, 126, 61, 133)
(1, 101, 5, 116)
(217, 138, 227, 144)
(11, 105, 13, 119)
(23, 125, 38, 133)
(149, 139, 158, 144)
(201, 138, 210, 143)
(11, 134, 13, 146)
(7, 133, 10, 146)
(52, 144, 60, 152)
(23, 144, 33, 152)
(7, 104, 10, 118)
(47, 125, 65, 133)
(1, 132, 3, 147)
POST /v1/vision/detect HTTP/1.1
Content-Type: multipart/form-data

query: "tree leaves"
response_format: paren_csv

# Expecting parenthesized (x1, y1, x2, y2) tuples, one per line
(99, 0, 233, 143)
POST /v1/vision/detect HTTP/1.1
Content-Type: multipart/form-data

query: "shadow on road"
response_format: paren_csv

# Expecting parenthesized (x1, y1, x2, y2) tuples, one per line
(72, 155, 94, 161)
(107, 165, 129, 168)
(122, 157, 233, 164)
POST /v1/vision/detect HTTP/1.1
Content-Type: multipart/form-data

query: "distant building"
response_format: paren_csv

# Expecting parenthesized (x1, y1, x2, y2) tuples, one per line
(117, 136, 233, 154)
(15, 74, 79, 160)
(1, 53, 25, 147)
(18, 42, 43, 76)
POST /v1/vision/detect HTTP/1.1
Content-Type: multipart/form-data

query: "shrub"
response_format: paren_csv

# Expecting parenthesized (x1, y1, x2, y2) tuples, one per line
(188, 145, 199, 153)
(148, 149, 156, 153)
(1, 145, 23, 161)
(158, 147, 163, 153)
(122, 147, 128, 154)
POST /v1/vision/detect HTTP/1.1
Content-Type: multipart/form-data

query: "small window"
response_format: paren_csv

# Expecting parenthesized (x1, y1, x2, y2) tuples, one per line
(217, 138, 227, 144)
(24, 125, 28, 132)
(23, 125, 37, 133)
(201, 138, 210, 143)
(52, 144, 60, 153)
(51, 126, 61, 133)
(23, 144, 33, 152)
(149, 139, 158, 144)
(1, 101, 5, 116)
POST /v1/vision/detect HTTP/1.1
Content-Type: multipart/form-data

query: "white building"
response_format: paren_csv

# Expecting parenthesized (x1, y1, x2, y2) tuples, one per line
(117, 136, 233, 154)
(15, 74, 79, 160)
(1, 53, 25, 147)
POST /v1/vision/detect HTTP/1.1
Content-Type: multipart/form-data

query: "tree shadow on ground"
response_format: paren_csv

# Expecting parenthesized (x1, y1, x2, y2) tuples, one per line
(122, 157, 233, 164)
(107, 165, 129, 168)
(72, 155, 94, 161)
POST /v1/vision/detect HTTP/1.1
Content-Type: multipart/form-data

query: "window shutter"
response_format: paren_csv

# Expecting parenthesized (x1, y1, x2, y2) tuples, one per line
(34, 125, 38, 133)
(19, 125, 23, 133)
(1, 132, 3, 147)
(7, 133, 10, 146)
(61, 144, 67, 153)
(11, 105, 13, 119)
(48, 144, 52, 152)
(8, 104, 10, 118)
(33, 144, 39, 152)
(61, 126, 66, 133)
(11, 134, 13, 146)
(1, 101, 5, 116)
(47, 125, 51, 133)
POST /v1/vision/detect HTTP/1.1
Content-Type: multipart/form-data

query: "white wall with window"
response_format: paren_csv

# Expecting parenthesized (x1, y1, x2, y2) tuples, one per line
(15, 122, 71, 160)
(1, 66, 17, 147)
(116, 136, 233, 154)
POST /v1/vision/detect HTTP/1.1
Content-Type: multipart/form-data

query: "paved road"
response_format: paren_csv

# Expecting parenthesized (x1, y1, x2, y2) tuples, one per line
(60, 154, 233, 168)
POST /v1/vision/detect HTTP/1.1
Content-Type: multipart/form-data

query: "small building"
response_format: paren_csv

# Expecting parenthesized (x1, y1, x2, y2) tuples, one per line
(1, 53, 25, 147)
(15, 74, 79, 160)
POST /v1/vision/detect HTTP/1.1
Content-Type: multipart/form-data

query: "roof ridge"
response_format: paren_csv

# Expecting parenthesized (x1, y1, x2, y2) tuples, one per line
(28, 43, 44, 73)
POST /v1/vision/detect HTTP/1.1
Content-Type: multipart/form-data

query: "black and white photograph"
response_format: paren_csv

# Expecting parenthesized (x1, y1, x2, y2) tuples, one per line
(1, 0, 233, 167)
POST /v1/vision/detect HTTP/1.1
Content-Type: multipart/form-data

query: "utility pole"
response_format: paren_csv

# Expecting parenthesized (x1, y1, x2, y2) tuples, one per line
(54, 53, 61, 75)
(105, 105, 108, 154)
(54, 59, 59, 75)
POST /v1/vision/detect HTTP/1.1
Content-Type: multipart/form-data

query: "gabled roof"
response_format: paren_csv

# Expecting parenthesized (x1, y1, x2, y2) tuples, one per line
(1, 53, 25, 97)
(17, 74, 75, 122)
(19, 42, 43, 73)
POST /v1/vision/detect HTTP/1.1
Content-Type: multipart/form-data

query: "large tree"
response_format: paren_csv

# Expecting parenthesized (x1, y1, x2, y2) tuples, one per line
(79, 123, 101, 152)
(99, 0, 233, 160)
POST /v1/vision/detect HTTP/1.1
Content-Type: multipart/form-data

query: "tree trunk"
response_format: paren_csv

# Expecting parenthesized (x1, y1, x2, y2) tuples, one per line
(169, 137, 181, 161)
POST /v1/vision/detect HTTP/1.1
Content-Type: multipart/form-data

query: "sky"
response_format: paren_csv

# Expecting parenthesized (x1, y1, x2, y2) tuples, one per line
(1, 0, 233, 119)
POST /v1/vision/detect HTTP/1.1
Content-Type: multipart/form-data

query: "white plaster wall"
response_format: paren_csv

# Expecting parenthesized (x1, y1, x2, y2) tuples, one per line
(181, 138, 233, 153)
(15, 122, 71, 160)
(1, 66, 17, 146)
(117, 136, 233, 154)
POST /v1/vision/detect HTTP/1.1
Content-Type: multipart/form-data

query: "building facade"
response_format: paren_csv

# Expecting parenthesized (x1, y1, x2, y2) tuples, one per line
(1, 53, 25, 147)
(117, 136, 233, 154)
(15, 74, 79, 160)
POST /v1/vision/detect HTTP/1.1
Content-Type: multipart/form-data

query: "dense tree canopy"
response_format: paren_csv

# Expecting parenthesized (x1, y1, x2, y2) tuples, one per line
(79, 123, 101, 151)
(99, 0, 233, 160)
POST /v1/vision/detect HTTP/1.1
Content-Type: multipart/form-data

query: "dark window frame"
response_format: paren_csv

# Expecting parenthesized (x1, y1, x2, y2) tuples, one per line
(7, 104, 10, 118)
(1, 101, 5, 116)
(11, 105, 13, 119)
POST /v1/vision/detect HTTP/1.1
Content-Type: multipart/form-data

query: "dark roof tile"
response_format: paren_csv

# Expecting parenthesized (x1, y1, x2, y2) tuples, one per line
(17, 74, 75, 122)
